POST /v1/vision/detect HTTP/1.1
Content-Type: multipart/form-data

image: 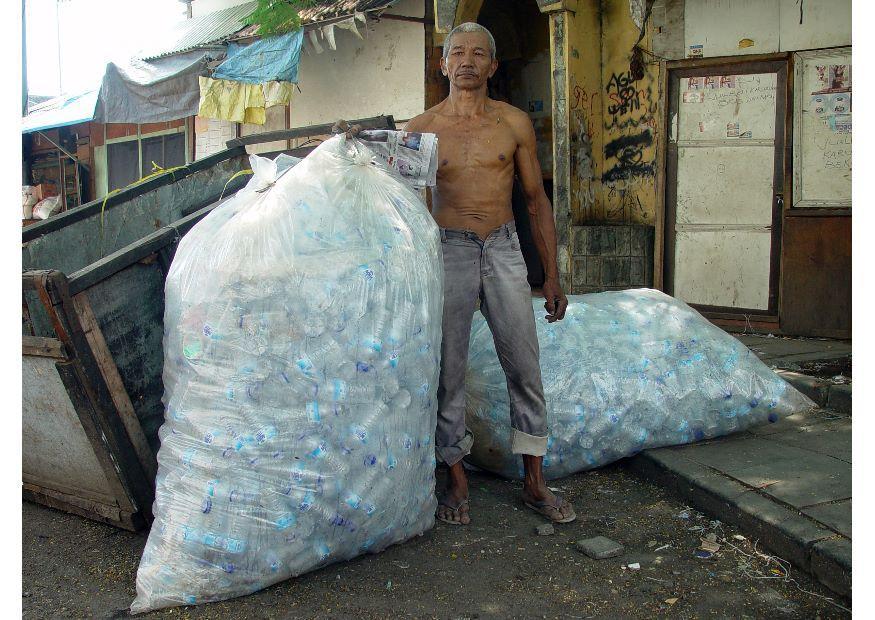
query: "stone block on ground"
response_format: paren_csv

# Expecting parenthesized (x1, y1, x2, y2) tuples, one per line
(536, 523, 554, 536)
(576, 536, 624, 559)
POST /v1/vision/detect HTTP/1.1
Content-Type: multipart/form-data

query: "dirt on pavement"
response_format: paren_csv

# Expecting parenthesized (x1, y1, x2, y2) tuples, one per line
(22, 463, 851, 619)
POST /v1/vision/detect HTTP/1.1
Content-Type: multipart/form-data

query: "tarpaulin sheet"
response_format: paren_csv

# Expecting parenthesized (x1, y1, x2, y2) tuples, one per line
(94, 51, 211, 124)
(213, 30, 304, 84)
(22, 90, 99, 134)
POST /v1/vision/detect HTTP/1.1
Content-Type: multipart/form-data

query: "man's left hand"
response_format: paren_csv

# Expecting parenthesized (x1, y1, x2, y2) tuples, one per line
(542, 279, 568, 323)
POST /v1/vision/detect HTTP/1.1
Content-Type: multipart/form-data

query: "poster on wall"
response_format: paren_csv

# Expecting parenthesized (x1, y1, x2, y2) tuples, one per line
(793, 48, 852, 207)
(677, 72, 777, 142)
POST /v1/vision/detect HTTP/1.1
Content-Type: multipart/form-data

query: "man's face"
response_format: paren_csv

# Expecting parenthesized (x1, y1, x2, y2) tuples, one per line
(441, 32, 498, 91)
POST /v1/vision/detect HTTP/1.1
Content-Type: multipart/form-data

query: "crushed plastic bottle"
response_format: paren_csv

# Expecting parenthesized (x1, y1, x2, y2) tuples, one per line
(463, 290, 816, 480)
(132, 136, 443, 613)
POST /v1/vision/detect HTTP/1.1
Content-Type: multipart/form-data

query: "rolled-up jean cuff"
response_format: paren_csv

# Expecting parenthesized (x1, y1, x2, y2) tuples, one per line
(511, 428, 548, 456)
(435, 430, 474, 466)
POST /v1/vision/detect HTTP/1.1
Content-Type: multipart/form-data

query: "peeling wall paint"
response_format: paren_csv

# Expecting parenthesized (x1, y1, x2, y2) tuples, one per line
(561, 0, 658, 226)
(565, 0, 603, 226)
(598, 0, 659, 225)
(548, 10, 572, 288)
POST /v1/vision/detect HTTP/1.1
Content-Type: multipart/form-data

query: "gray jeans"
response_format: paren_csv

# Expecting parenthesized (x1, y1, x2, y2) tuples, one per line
(436, 220, 548, 466)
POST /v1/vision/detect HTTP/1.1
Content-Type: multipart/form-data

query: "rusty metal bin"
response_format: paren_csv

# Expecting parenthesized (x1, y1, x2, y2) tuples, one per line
(22, 145, 251, 531)
(21, 116, 396, 531)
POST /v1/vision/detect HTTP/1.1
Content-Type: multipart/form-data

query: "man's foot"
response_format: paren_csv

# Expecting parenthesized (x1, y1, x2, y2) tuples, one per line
(436, 493, 470, 525)
(521, 454, 576, 523)
(521, 487, 576, 523)
(436, 461, 470, 525)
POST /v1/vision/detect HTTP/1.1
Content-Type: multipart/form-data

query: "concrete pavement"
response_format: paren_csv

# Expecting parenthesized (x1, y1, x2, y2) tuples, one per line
(630, 333, 852, 600)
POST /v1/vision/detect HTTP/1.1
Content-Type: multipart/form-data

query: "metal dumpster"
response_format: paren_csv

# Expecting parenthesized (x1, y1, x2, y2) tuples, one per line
(22, 116, 397, 531)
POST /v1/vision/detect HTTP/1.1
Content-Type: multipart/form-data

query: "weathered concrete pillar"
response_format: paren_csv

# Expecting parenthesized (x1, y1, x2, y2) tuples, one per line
(537, 0, 597, 294)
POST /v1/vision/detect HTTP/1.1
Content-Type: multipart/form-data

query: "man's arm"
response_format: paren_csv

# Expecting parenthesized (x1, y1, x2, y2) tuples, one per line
(512, 111, 568, 322)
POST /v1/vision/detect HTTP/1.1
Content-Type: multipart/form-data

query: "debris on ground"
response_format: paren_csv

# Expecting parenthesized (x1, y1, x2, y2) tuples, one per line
(575, 536, 624, 559)
(536, 524, 554, 536)
(700, 539, 722, 554)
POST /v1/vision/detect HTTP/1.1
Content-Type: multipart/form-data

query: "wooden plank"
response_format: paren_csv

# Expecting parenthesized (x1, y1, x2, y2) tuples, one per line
(665, 52, 790, 72)
(82, 264, 167, 454)
(779, 215, 850, 338)
(43, 271, 154, 520)
(23, 482, 143, 532)
(72, 291, 157, 482)
(653, 60, 668, 291)
(22, 335, 66, 359)
(66, 228, 176, 295)
(225, 115, 397, 149)
(53, 359, 140, 515)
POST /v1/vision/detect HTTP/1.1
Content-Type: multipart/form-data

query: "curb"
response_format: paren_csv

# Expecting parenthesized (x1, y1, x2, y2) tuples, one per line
(776, 370, 851, 414)
(627, 448, 852, 600)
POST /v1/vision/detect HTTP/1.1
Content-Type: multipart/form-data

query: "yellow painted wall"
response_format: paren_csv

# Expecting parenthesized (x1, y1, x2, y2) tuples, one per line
(565, 0, 660, 226)
(598, 0, 659, 225)
(565, 1, 604, 226)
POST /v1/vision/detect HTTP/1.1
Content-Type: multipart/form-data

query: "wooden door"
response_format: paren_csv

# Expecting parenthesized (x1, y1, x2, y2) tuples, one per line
(665, 57, 788, 319)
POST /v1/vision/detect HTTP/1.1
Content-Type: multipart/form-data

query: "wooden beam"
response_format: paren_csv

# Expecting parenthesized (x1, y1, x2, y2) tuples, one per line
(225, 115, 397, 149)
(378, 13, 429, 24)
(72, 291, 157, 481)
(22, 336, 66, 359)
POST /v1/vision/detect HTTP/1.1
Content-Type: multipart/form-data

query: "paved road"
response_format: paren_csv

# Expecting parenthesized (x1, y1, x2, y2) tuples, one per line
(23, 464, 850, 619)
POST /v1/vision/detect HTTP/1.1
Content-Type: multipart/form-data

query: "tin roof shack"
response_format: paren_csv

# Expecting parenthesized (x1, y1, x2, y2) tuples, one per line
(164, 0, 426, 159)
(22, 93, 98, 224)
(22, 98, 194, 227)
(21, 51, 206, 226)
(22, 0, 425, 224)
(434, 0, 851, 339)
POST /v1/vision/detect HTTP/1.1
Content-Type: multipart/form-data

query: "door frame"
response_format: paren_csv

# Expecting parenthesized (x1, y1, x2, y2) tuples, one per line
(661, 53, 791, 321)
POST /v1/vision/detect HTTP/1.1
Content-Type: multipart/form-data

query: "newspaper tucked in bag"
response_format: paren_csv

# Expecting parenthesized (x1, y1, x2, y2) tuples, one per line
(357, 130, 439, 188)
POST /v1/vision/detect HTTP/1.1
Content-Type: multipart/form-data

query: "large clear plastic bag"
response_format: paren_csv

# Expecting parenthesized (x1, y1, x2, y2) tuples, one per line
(132, 136, 443, 613)
(464, 290, 815, 480)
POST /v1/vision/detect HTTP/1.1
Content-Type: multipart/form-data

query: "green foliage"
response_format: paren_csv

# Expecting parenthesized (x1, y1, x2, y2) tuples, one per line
(242, 0, 320, 36)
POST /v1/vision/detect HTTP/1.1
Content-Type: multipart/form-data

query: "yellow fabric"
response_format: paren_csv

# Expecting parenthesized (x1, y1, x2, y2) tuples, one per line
(199, 77, 266, 124)
(263, 81, 294, 108)
(198, 78, 294, 125)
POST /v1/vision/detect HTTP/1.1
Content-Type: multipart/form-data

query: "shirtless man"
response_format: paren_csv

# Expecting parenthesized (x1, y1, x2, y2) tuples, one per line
(402, 22, 575, 526)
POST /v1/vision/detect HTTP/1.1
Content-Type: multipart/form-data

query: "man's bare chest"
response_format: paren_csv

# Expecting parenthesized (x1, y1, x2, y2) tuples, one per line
(432, 120, 518, 174)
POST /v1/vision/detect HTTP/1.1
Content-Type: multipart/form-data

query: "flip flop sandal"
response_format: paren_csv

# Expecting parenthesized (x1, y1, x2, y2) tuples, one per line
(436, 495, 470, 526)
(524, 495, 577, 524)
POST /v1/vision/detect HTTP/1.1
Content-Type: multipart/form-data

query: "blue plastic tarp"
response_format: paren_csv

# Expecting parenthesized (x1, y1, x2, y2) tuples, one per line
(212, 30, 304, 84)
(22, 90, 99, 134)
(94, 51, 211, 124)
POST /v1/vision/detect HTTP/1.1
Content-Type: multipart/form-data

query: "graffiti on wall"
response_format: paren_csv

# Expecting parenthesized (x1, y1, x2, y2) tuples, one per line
(604, 70, 658, 130)
(602, 128, 656, 224)
(602, 130, 654, 183)
(605, 184, 651, 222)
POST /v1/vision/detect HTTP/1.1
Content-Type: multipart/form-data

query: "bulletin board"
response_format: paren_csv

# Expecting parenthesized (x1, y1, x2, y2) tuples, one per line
(793, 48, 852, 208)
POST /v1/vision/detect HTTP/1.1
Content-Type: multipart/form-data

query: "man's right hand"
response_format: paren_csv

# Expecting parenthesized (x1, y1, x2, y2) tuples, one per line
(331, 119, 362, 139)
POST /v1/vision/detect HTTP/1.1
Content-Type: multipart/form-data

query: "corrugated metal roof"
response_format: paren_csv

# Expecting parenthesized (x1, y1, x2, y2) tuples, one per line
(296, 0, 398, 22)
(139, 2, 257, 60)
(22, 90, 99, 134)
(140, 0, 398, 60)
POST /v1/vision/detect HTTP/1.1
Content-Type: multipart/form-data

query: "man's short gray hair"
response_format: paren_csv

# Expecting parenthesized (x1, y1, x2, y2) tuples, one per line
(442, 22, 496, 61)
